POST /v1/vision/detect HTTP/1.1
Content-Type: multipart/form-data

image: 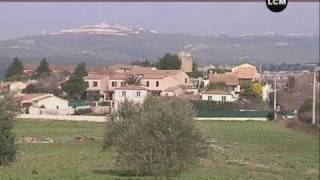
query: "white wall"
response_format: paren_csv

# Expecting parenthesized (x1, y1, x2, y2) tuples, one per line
(114, 89, 148, 111)
(35, 96, 69, 110)
(201, 94, 236, 102)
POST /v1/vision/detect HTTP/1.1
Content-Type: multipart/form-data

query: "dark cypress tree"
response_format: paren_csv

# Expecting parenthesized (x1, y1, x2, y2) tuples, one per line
(73, 62, 88, 77)
(5, 57, 24, 79)
(36, 58, 51, 77)
(0, 95, 18, 166)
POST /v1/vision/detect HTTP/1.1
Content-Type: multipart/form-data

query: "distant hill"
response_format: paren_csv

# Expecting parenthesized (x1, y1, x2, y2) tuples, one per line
(0, 24, 318, 78)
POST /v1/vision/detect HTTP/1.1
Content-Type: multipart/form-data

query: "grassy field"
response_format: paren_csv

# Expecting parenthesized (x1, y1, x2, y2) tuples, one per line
(0, 119, 318, 180)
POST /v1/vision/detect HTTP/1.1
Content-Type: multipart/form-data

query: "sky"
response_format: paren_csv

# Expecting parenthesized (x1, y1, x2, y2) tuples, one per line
(0, 2, 319, 41)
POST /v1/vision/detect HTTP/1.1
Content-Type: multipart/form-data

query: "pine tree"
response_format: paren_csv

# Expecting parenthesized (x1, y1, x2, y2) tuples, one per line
(5, 57, 24, 79)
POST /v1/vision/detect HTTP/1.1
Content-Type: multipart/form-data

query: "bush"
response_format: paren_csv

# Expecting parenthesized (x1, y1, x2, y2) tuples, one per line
(103, 97, 209, 179)
(0, 95, 19, 166)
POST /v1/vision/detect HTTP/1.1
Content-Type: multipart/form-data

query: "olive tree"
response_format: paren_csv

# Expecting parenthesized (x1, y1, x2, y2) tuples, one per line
(103, 97, 209, 179)
(0, 95, 19, 166)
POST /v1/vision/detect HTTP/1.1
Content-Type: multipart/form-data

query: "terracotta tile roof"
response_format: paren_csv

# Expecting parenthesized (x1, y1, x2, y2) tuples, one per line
(209, 73, 239, 86)
(203, 90, 230, 95)
(84, 75, 104, 80)
(115, 85, 148, 91)
(235, 68, 258, 80)
(19, 93, 50, 103)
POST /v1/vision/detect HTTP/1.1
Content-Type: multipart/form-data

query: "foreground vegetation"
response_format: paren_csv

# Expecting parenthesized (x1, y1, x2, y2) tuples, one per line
(0, 119, 318, 180)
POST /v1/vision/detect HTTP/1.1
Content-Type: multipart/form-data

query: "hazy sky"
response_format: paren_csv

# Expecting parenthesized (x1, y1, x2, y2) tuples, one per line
(0, 2, 318, 41)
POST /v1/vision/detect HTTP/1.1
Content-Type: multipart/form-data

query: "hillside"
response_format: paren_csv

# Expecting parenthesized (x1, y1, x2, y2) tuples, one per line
(0, 24, 318, 78)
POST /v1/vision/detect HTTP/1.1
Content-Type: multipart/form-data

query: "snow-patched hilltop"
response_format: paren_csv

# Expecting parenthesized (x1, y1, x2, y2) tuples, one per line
(49, 23, 158, 36)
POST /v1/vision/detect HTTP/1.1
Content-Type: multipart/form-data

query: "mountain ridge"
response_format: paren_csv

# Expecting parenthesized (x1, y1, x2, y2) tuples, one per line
(0, 24, 318, 78)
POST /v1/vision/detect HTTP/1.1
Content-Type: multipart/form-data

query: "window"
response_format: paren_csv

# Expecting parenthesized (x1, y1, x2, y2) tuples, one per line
(222, 96, 226, 102)
(122, 91, 126, 97)
(93, 81, 98, 87)
(156, 81, 159, 87)
(112, 81, 117, 87)
(121, 82, 126, 87)
(208, 96, 212, 101)
(185, 78, 188, 84)
(146, 81, 149, 87)
(137, 91, 141, 97)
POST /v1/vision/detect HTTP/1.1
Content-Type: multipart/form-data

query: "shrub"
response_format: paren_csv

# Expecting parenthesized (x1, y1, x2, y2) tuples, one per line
(0, 95, 19, 166)
(103, 97, 209, 179)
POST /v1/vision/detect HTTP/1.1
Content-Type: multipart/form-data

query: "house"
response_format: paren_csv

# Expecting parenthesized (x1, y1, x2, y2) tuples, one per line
(114, 85, 148, 111)
(208, 73, 241, 98)
(84, 75, 108, 101)
(0, 81, 27, 94)
(231, 63, 259, 82)
(201, 90, 237, 102)
(88, 67, 190, 100)
(20, 93, 73, 115)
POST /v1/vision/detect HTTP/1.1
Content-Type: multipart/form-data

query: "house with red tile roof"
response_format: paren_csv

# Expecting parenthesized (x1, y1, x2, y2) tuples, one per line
(231, 63, 259, 81)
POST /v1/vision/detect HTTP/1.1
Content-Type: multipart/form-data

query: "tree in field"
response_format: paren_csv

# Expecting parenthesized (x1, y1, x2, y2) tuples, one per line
(125, 74, 142, 85)
(103, 97, 209, 180)
(156, 53, 181, 70)
(36, 58, 51, 77)
(62, 75, 87, 100)
(0, 95, 19, 166)
(5, 57, 24, 80)
(73, 62, 88, 77)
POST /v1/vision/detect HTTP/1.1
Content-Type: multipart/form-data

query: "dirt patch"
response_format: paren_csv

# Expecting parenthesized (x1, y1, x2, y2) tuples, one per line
(18, 137, 54, 144)
(72, 135, 95, 144)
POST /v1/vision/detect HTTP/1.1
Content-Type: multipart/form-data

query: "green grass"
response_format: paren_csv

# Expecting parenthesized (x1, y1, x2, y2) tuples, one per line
(0, 119, 318, 180)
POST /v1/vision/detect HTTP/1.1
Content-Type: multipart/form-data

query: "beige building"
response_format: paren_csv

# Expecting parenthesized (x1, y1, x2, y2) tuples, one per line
(179, 51, 193, 73)
(84, 66, 190, 100)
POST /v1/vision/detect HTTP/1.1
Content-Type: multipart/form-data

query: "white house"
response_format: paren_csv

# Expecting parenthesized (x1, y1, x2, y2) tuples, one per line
(201, 90, 237, 102)
(114, 85, 148, 111)
(20, 94, 73, 115)
(0, 81, 27, 94)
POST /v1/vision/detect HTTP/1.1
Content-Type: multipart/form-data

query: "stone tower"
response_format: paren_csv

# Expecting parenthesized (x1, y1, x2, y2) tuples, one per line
(178, 51, 193, 72)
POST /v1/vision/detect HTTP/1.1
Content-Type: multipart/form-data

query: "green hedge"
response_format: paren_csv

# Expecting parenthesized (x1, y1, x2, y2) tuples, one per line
(197, 110, 273, 118)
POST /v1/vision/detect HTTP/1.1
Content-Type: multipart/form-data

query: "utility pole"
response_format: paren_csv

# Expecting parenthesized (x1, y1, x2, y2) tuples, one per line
(312, 66, 320, 125)
(274, 71, 277, 120)
(259, 64, 262, 83)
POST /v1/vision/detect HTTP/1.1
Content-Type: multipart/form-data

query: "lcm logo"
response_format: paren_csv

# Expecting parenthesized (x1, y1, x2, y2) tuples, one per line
(266, 0, 288, 13)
